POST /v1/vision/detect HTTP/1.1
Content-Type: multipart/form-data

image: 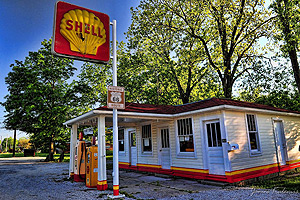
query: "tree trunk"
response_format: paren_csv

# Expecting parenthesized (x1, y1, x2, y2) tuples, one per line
(47, 135, 54, 161)
(181, 94, 190, 104)
(59, 151, 65, 162)
(277, 0, 300, 94)
(223, 87, 232, 99)
(222, 77, 233, 99)
(12, 129, 16, 157)
(288, 48, 300, 94)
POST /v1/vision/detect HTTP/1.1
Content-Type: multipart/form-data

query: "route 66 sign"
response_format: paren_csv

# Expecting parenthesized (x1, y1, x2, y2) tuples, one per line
(110, 92, 122, 103)
(107, 86, 125, 109)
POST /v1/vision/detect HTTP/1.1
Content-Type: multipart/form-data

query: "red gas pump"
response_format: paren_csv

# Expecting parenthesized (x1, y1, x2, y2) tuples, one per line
(74, 132, 86, 182)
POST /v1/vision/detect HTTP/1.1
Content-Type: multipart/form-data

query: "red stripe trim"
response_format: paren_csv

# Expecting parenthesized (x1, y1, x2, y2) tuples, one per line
(119, 161, 300, 183)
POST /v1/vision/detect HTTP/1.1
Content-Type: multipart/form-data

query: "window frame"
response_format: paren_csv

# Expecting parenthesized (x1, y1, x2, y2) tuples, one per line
(141, 124, 152, 155)
(176, 117, 196, 158)
(118, 128, 125, 152)
(245, 113, 262, 156)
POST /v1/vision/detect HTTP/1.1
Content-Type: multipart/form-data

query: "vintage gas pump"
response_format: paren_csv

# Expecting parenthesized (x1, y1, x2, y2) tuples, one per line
(74, 132, 86, 182)
(86, 136, 98, 188)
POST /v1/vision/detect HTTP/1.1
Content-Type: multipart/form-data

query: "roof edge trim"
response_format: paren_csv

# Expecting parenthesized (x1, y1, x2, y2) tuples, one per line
(63, 110, 95, 125)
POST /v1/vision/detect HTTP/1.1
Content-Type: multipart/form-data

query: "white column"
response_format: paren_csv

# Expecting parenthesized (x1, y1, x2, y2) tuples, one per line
(97, 115, 105, 190)
(102, 121, 107, 189)
(69, 124, 78, 178)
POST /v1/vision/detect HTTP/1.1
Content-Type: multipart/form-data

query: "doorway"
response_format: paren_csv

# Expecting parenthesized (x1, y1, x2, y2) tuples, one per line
(129, 130, 137, 166)
(205, 120, 225, 175)
(273, 121, 288, 165)
(159, 128, 171, 169)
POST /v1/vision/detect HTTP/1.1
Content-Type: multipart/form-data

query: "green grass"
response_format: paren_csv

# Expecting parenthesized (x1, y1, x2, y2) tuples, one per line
(0, 153, 24, 158)
(250, 171, 300, 192)
(0, 152, 70, 162)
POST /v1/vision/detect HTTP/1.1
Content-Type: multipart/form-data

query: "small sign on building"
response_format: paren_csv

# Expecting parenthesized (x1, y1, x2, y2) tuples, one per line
(107, 86, 125, 109)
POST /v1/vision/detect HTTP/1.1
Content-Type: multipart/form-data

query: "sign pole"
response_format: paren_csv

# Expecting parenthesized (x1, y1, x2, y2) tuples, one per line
(110, 19, 123, 198)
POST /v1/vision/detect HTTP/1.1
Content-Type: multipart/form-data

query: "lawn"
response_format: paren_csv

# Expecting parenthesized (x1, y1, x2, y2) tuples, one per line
(0, 152, 70, 162)
(250, 171, 300, 192)
(0, 153, 25, 158)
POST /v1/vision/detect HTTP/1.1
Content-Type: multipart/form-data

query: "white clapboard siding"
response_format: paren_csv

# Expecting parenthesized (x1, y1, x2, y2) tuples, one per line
(119, 127, 136, 163)
(136, 121, 159, 165)
(119, 110, 300, 173)
(226, 111, 277, 171)
(171, 111, 220, 169)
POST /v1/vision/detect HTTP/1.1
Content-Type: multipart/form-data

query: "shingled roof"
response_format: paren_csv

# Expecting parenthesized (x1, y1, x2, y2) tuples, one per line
(95, 97, 300, 115)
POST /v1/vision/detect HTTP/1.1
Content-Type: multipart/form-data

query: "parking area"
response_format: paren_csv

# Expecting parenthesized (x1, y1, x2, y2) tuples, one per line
(0, 157, 299, 200)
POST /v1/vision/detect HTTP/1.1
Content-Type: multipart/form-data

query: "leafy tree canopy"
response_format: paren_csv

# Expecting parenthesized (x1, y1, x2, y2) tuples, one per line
(1, 39, 82, 159)
(270, 0, 300, 94)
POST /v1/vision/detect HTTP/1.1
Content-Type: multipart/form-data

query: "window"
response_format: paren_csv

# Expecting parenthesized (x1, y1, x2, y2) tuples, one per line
(130, 131, 136, 147)
(142, 125, 152, 152)
(206, 122, 222, 147)
(177, 118, 194, 152)
(118, 129, 124, 152)
(246, 114, 261, 154)
(161, 129, 170, 148)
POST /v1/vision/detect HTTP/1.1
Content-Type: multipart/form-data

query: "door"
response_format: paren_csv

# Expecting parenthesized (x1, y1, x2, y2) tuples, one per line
(205, 121, 225, 175)
(274, 121, 288, 165)
(129, 130, 137, 166)
(159, 128, 171, 169)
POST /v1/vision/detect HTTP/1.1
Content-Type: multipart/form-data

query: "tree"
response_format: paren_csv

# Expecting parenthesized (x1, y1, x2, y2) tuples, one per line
(18, 137, 31, 150)
(2, 39, 79, 160)
(271, 0, 300, 94)
(237, 55, 296, 102)
(156, 0, 274, 98)
(76, 60, 112, 108)
(255, 90, 300, 112)
(78, 41, 221, 106)
(126, 1, 218, 104)
(1, 137, 13, 152)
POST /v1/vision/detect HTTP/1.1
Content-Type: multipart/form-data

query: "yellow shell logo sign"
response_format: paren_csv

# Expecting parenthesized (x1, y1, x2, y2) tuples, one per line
(60, 9, 106, 55)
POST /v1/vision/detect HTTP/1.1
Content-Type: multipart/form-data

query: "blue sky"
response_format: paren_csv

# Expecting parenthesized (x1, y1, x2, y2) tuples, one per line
(0, 0, 140, 140)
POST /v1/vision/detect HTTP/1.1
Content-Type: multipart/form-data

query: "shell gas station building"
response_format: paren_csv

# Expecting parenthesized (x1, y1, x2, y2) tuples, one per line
(52, 1, 300, 198)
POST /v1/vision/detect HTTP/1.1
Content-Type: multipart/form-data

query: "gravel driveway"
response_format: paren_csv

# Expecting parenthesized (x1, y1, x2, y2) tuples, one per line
(0, 157, 299, 200)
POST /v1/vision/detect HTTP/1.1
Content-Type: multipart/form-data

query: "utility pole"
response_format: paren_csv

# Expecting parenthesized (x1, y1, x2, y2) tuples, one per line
(6, 134, 8, 153)
(0, 136, 2, 152)
(13, 129, 16, 157)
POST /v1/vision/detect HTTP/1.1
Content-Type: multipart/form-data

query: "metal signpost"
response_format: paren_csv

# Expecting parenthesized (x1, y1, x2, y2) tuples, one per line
(52, 1, 124, 198)
(108, 19, 125, 198)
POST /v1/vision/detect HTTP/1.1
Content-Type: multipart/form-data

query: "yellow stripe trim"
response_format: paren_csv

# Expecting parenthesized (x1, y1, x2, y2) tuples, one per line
(136, 163, 162, 168)
(119, 162, 130, 165)
(226, 163, 279, 176)
(171, 166, 209, 174)
(103, 180, 107, 185)
(113, 185, 119, 190)
(286, 159, 300, 165)
(97, 181, 103, 185)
